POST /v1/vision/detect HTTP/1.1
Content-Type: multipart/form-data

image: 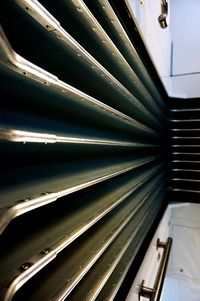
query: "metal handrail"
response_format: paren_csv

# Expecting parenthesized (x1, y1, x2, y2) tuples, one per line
(158, 0, 170, 29)
(139, 237, 173, 301)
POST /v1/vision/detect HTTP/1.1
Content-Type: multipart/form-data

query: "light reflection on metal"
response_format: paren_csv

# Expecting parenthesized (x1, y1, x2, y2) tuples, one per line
(139, 237, 172, 301)
(0, 128, 157, 147)
(0, 26, 160, 137)
(158, 0, 170, 29)
(1, 175, 164, 301)
(0, 157, 159, 235)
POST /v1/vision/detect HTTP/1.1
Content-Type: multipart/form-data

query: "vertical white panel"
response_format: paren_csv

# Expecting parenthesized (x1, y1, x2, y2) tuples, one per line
(171, 0, 200, 75)
(125, 0, 171, 93)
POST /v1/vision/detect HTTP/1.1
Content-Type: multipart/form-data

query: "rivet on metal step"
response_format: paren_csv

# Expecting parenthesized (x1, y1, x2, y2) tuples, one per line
(41, 248, 51, 255)
(20, 262, 32, 272)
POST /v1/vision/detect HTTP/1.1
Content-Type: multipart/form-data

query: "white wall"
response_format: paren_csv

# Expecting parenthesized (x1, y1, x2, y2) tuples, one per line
(171, 0, 200, 75)
(126, 0, 200, 99)
(170, 0, 200, 98)
(125, 0, 172, 94)
(126, 207, 171, 301)
(171, 74, 200, 99)
(161, 276, 200, 301)
(161, 203, 200, 301)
